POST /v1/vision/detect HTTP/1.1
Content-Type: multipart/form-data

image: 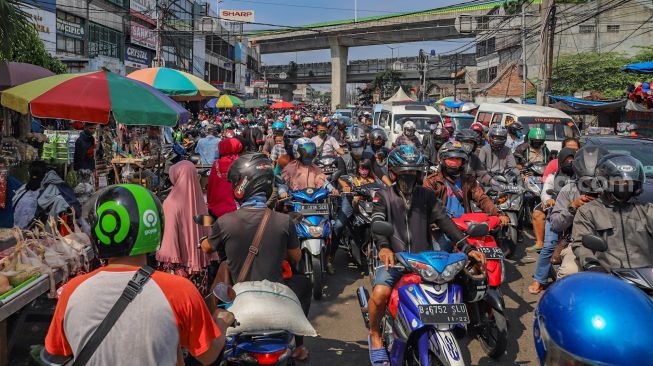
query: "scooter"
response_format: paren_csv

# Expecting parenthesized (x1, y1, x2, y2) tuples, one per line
(214, 283, 296, 366)
(520, 162, 546, 228)
(581, 235, 653, 298)
(357, 221, 487, 366)
(288, 187, 332, 300)
(486, 170, 522, 257)
(315, 155, 342, 183)
(340, 182, 382, 271)
(452, 213, 508, 359)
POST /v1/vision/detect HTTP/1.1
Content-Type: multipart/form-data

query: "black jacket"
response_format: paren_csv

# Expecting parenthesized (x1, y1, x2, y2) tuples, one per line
(73, 130, 95, 171)
(371, 185, 471, 254)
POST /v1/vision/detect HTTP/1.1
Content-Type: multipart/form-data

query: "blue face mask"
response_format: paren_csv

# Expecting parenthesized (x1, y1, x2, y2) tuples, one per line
(515, 131, 523, 139)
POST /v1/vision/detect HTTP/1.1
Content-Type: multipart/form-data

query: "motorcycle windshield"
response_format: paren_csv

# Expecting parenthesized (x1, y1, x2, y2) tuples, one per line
(398, 251, 467, 273)
(290, 188, 329, 202)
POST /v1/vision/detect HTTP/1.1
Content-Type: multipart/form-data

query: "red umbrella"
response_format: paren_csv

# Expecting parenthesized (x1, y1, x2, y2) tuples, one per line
(270, 101, 296, 109)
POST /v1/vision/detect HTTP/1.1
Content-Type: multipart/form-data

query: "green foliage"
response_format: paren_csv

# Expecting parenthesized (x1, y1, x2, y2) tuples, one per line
(370, 69, 402, 100)
(287, 61, 298, 79)
(0, 0, 67, 74)
(550, 50, 652, 99)
(356, 86, 373, 106)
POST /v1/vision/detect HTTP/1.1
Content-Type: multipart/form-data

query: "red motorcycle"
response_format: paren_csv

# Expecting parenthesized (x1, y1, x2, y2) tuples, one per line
(452, 212, 507, 359)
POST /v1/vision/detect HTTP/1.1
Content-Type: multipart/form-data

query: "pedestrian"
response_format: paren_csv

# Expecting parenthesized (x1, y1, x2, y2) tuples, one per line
(73, 123, 96, 172)
(44, 184, 232, 365)
(157, 161, 217, 293)
(207, 138, 242, 218)
(195, 127, 220, 165)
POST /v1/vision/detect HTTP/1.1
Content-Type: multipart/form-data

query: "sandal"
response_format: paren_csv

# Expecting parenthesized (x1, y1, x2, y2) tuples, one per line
(292, 345, 310, 361)
(526, 244, 544, 253)
(368, 336, 390, 365)
(528, 282, 544, 295)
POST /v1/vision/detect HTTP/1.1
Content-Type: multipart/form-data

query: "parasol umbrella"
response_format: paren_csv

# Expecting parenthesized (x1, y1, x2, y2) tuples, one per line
(127, 67, 219, 100)
(0, 62, 55, 91)
(270, 101, 295, 109)
(206, 95, 243, 109)
(1, 70, 189, 126)
(243, 99, 268, 109)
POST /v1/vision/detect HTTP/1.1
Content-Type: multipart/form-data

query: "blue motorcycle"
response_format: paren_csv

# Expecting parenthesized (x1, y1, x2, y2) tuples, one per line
(358, 222, 487, 366)
(288, 187, 332, 300)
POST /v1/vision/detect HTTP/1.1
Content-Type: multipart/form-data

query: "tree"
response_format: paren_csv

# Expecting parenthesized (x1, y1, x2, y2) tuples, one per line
(287, 61, 298, 79)
(370, 69, 402, 100)
(0, 0, 67, 73)
(356, 85, 373, 106)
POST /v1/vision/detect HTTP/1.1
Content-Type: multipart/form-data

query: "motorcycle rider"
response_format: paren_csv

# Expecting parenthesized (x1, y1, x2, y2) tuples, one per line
(423, 141, 511, 236)
(516, 127, 550, 164)
(329, 116, 349, 145)
(278, 138, 339, 199)
(312, 121, 345, 157)
(242, 118, 264, 153)
(367, 145, 486, 362)
(454, 129, 491, 186)
(470, 122, 486, 149)
(571, 154, 653, 271)
(423, 124, 449, 165)
(477, 125, 519, 179)
(204, 153, 312, 361)
(550, 146, 608, 279)
(505, 121, 524, 153)
(534, 272, 653, 366)
(302, 117, 315, 138)
(392, 120, 422, 149)
(443, 121, 455, 139)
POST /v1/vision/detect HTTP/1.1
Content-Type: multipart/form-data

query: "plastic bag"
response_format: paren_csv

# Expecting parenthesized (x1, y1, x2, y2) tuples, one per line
(226, 280, 317, 337)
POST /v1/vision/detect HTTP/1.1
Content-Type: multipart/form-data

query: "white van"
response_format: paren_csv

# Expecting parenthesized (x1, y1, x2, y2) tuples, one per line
(374, 103, 442, 146)
(474, 103, 580, 151)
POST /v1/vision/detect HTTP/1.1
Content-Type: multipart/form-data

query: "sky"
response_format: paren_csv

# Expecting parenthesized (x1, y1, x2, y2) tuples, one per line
(220, 0, 477, 65)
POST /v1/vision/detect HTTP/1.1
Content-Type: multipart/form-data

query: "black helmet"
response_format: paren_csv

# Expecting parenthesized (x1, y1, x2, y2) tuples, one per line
(283, 128, 303, 154)
(370, 128, 387, 147)
(596, 154, 646, 202)
(488, 125, 508, 151)
(228, 153, 274, 203)
(387, 145, 426, 173)
(454, 128, 479, 154)
(572, 146, 609, 194)
(439, 141, 469, 178)
(458, 266, 488, 303)
(345, 125, 366, 149)
(86, 184, 163, 259)
(507, 121, 523, 135)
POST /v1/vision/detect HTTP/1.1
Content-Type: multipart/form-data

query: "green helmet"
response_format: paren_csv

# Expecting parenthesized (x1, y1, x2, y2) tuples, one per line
(87, 184, 164, 259)
(528, 127, 546, 141)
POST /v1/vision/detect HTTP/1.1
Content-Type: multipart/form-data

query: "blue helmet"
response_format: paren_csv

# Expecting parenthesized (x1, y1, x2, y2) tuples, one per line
(534, 272, 653, 366)
(387, 145, 425, 173)
(272, 121, 286, 134)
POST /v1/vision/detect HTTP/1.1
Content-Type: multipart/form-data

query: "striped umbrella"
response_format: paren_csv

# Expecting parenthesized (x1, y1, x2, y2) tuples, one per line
(1, 70, 189, 126)
(206, 95, 243, 109)
(127, 67, 219, 101)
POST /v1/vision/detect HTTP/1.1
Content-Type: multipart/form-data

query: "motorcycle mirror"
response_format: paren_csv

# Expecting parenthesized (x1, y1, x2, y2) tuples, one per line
(546, 189, 555, 196)
(193, 215, 214, 227)
(466, 222, 489, 238)
(213, 282, 237, 304)
(371, 221, 395, 237)
(581, 235, 608, 252)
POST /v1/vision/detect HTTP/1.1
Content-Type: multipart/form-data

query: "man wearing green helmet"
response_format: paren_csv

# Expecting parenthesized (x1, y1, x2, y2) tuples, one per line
(515, 127, 550, 164)
(44, 184, 232, 366)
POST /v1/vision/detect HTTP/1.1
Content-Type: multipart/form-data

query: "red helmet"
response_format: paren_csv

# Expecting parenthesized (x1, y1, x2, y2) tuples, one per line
(471, 122, 484, 133)
(443, 121, 455, 130)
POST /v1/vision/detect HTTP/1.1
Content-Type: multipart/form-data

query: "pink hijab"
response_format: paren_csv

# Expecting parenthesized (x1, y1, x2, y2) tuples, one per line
(157, 161, 216, 273)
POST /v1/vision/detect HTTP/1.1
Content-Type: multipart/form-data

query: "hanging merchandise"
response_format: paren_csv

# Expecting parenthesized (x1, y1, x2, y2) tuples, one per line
(0, 167, 6, 209)
(41, 130, 79, 164)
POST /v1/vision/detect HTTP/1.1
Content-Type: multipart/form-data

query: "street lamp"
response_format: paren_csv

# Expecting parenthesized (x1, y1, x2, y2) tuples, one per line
(385, 45, 401, 61)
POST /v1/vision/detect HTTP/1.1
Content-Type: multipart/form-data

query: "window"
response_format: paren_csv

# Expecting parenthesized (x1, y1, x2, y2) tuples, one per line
(579, 24, 595, 33)
(492, 113, 503, 124)
(478, 69, 488, 83)
(89, 23, 123, 59)
(476, 37, 496, 57)
(607, 25, 620, 33)
(489, 66, 498, 81)
(477, 112, 492, 125)
(379, 111, 390, 127)
(56, 12, 85, 55)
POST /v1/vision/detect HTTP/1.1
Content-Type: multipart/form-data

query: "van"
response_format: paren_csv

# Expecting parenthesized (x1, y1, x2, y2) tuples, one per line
(372, 104, 383, 126)
(373, 103, 442, 146)
(474, 103, 580, 151)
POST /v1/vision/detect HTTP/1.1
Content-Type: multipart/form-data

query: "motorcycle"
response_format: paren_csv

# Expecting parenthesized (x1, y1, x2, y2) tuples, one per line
(486, 170, 522, 257)
(315, 155, 342, 183)
(287, 187, 332, 300)
(581, 235, 653, 297)
(340, 183, 381, 271)
(520, 162, 546, 228)
(452, 213, 508, 359)
(214, 283, 296, 366)
(357, 221, 487, 366)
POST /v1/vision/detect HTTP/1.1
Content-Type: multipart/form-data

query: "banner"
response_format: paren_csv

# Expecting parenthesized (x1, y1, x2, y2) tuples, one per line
(219, 9, 255, 22)
(130, 0, 156, 24)
(131, 22, 156, 50)
(251, 80, 268, 88)
(56, 18, 84, 40)
(22, 4, 56, 55)
(125, 45, 152, 69)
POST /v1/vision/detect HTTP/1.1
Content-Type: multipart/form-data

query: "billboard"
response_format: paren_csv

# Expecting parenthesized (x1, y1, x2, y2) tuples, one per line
(251, 80, 268, 88)
(131, 22, 156, 50)
(219, 9, 255, 22)
(21, 3, 56, 55)
(125, 45, 152, 69)
(130, 0, 156, 24)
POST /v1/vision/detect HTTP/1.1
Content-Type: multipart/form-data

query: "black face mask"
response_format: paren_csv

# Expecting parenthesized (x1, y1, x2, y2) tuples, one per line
(530, 140, 544, 149)
(560, 162, 574, 176)
(397, 174, 418, 196)
(444, 165, 463, 179)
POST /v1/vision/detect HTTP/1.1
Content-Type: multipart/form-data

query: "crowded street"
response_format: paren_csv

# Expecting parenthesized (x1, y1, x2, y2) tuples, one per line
(3, 0, 653, 365)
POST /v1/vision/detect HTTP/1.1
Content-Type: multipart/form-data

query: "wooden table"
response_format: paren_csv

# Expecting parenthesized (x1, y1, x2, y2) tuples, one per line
(111, 156, 156, 185)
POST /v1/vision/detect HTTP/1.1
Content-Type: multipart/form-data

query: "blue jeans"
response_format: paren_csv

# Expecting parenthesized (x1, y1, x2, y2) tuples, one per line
(533, 219, 559, 284)
(333, 196, 353, 236)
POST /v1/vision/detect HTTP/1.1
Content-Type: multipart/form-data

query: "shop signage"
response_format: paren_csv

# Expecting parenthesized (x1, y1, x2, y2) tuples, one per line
(21, 4, 56, 55)
(219, 9, 255, 22)
(130, 0, 156, 24)
(251, 80, 268, 88)
(57, 18, 84, 39)
(125, 46, 152, 69)
(131, 22, 156, 50)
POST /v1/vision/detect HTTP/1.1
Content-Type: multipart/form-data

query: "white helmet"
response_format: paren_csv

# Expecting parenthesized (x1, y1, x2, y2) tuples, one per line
(460, 102, 479, 113)
(403, 120, 417, 136)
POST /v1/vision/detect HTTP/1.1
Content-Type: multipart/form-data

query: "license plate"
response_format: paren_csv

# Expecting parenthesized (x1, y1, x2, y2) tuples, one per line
(321, 167, 337, 173)
(298, 203, 329, 214)
(477, 246, 504, 260)
(418, 304, 470, 324)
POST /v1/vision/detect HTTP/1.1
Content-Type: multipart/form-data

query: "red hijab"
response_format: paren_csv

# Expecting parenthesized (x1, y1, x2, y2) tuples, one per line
(207, 138, 242, 218)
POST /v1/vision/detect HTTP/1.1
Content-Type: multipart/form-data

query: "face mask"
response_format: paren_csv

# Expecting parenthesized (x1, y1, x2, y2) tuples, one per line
(560, 162, 574, 176)
(515, 131, 524, 139)
(351, 147, 364, 159)
(318, 130, 327, 138)
(359, 168, 370, 178)
(405, 129, 415, 137)
(396, 173, 418, 196)
(530, 141, 544, 149)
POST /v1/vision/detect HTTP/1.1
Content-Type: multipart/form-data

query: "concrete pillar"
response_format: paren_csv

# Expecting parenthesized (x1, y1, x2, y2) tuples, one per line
(330, 38, 348, 111)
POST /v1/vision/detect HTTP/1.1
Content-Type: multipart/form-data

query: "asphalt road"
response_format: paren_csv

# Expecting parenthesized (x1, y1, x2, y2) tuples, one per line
(300, 231, 541, 366)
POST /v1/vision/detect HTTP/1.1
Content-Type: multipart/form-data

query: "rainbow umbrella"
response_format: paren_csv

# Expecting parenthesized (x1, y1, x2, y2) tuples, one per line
(127, 67, 219, 101)
(1, 70, 189, 126)
(206, 95, 243, 109)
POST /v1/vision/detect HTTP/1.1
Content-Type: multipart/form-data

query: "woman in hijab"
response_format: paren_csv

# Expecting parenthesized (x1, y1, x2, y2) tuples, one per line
(12, 160, 47, 228)
(207, 137, 243, 218)
(157, 160, 217, 293)
(528, 147, 577, 294)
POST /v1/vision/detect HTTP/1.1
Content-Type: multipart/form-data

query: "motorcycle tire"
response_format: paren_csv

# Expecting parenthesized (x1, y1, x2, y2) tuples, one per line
(477, 304, 508, 359)
(501, 226, 518, 259)
(311, 255, 324, 300)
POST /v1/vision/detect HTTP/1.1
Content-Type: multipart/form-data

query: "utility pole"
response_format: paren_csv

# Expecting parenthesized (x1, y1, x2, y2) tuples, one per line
(536, 0, 555, 106)
(85, 0, 91, 58)
(155, 0, 162, 67)
(521, 6, 527, 101)
(453, 53, 458, 100)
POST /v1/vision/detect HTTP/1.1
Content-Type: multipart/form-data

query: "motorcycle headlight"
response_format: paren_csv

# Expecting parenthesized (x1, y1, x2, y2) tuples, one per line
(437, 260, 466, 284)
(408, 260, 437, 281)
(408, 260, 466, 284)
(308, 226, 323, 238)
